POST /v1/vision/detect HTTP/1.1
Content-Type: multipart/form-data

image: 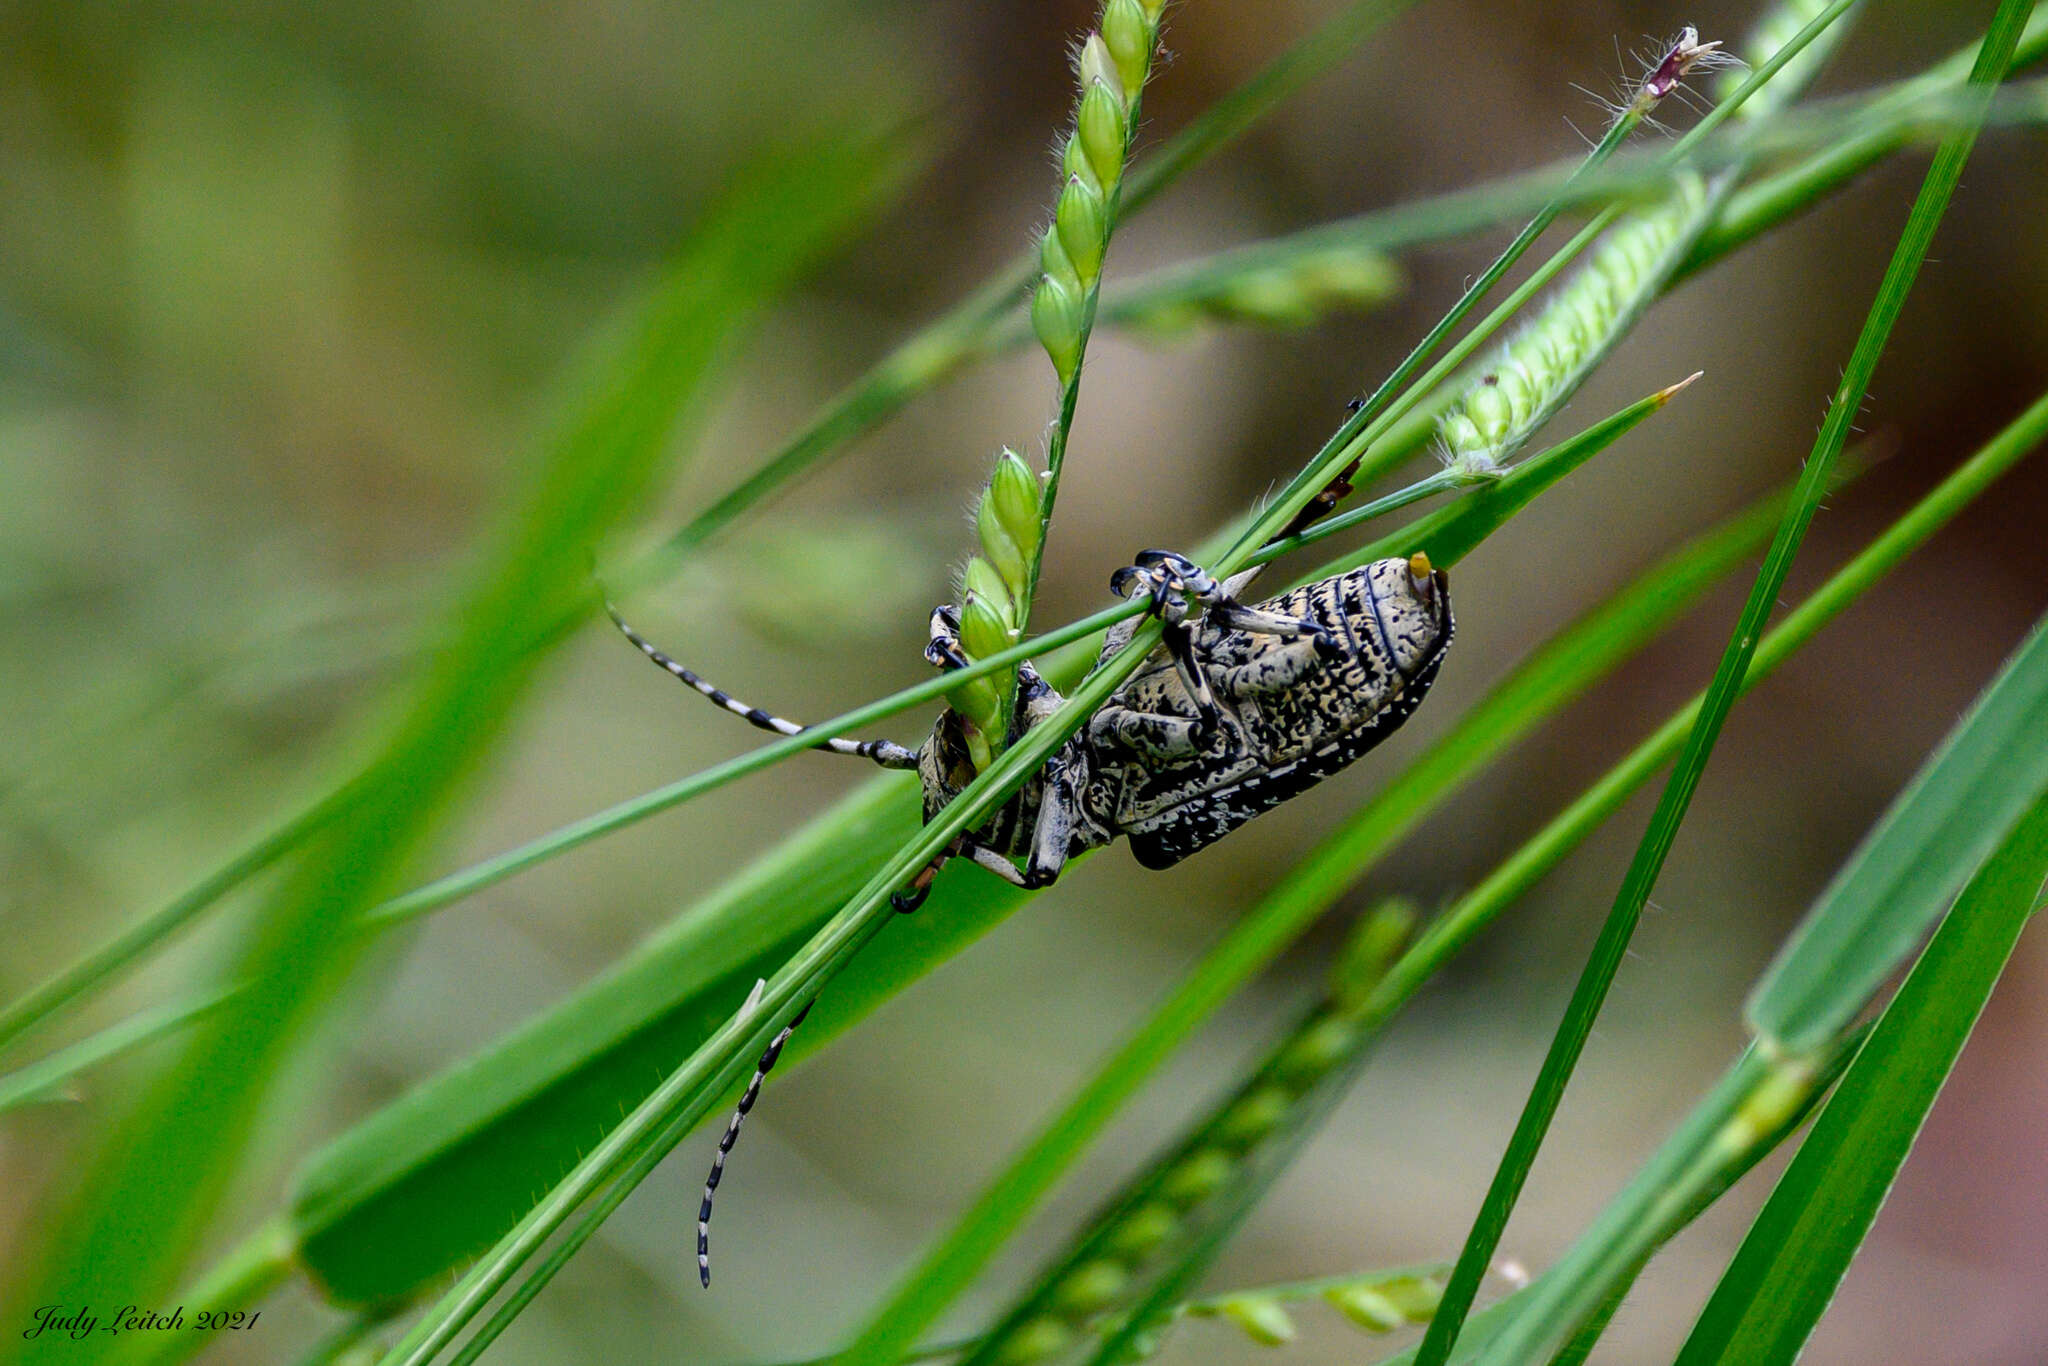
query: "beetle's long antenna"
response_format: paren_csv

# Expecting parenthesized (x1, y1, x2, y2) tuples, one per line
(700, 998, 814, 1288)
(605, 601, 921, 769)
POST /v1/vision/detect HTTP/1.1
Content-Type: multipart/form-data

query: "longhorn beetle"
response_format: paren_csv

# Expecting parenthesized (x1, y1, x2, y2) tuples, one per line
(607, 539, 1451, 1285)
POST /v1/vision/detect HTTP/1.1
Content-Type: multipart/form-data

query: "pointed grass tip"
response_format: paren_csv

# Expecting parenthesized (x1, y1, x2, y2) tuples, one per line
(1654, 371, 1706, 406)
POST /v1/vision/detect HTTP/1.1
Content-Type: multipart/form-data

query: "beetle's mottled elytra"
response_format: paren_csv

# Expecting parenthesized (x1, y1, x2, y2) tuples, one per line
(605, 546, 1451, 1285)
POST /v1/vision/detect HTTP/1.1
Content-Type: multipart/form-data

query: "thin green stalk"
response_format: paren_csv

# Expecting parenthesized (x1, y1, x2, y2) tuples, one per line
(0, 987, 234, 1114)
(0, 789, 344, 1057)
(1468, 1032, 1866, 1365)
(1411, 6, 2032, 1362)
(1230, 1, 1855, 560)
(1220, 97, 1645, 566)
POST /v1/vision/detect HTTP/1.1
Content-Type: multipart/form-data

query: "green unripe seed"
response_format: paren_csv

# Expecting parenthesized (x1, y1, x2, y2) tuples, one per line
(989, 447, 1042, 536)
(1077, 81, 1127, 194)
(1075, 33, 1124, 108)
(1062, 133, 1096, 194)
(1465, 382, 1514, 446)
(1100, 0, 1153, 97)
(977, 499, 1030, 591)
(1273, 1015, 1358, 1082)
(990, 1317, 1073, 1366)
(1381, 1273, 1444, 1319)
(1564, 291, 1605, 350)
(1332, 897, 1415, 1007)
(1049, 1259, 1129, 1314)
(1158, 1148, 1234, 1206)
(1219, 1296, 1296, 1346)
(1040, 221, 1083, 295)
(1102, 1201, 1179, 1258)
(961, 591, 1014, 656)
(1494, 365, 1534, 429)
(1213, 1084, 1292, 1147)
(1056, 175, 1108, 286)
(1324, 1284, 1404, 1332)
(1031, 276, 1084, 383)
(1439, 412, 1484, 459)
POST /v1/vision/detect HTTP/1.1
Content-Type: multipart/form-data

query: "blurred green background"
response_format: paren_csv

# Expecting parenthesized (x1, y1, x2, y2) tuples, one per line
(2, 1, 2045, 1362)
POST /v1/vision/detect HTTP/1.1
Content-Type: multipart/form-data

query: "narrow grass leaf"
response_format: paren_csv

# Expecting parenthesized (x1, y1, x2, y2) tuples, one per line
(1678, 791, 2048, 1366)
(1748, 614, 2048, 1047)
(1411, 4, 2028, 1359)
(0, 788, 344, 1057)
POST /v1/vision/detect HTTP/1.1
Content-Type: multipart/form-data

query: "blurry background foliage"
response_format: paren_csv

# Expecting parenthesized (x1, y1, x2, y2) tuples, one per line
(2, 1, 2046, 1364)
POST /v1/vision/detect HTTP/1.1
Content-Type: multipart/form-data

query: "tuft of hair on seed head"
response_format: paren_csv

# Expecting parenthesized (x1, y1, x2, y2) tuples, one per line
(1622, 25, 1741, 123)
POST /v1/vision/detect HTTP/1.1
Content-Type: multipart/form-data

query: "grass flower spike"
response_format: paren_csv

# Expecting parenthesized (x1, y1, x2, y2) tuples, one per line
(1436, 174, 1709, 475)
(961, 1, 1164, 766)
(1434, 6, 1842, 478)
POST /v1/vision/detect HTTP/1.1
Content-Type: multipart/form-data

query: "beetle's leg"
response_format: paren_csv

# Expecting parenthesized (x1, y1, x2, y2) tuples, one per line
(1017, 749, 1084, 888)
(1267, 452, 1363, 545)
(890, 849, 951, 913)
(606, 601, 921, 769)
(1112, 551, 1337, 662)
(1160, 619, 1224, 741)
(1088, 701, 1207, 762)
(958, 839, 1032, 887)
(924, 604, 971, 672)
(1206, 600, 1343, 661)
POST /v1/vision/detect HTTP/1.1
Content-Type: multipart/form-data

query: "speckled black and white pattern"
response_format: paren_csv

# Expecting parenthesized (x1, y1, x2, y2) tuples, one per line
(915, 555, 1452, 874)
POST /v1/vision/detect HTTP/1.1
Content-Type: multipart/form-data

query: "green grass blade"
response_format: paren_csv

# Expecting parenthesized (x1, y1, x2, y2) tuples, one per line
(1749, 618, 2048, 1048)
(0, 131, 915, 1355)
(1467, 1034, 1865, 1366)
(1678, 793, 2048, 1366)
(1409, 5, 2030, 1360)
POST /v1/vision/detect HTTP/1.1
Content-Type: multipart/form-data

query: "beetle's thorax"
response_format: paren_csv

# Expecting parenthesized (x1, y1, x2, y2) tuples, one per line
(918, 665, 1116, 859)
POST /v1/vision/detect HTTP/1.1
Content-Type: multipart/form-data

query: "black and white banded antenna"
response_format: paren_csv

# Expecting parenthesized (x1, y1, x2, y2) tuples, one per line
(699, 981, 814, 1288)
(601, 594, 920, 770)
